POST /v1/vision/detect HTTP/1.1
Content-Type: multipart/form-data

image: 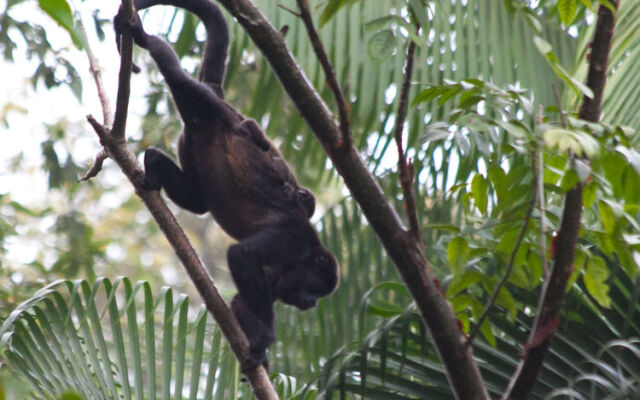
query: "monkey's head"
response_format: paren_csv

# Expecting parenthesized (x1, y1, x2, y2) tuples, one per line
(276, 248, 339, 310)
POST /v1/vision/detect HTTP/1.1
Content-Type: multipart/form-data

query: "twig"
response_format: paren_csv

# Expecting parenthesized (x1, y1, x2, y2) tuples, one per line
(392, 34, 421, 242)
(78, 16, 112, 179)
(296, 0, 351, 148)
(79, 22, 112, 126)
(111, 0, 137, 139)
(81, 0, 278, 398)
(277, 3, 300, 18)
(502, 2, 618, 399)
(535, 106, 548, 279)
(552, 84, 567, 130)
(79, 149, 108, 182)
(466, 153, 538, 347)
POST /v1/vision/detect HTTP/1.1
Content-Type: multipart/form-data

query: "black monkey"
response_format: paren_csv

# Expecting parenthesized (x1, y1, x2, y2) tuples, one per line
(114, 0, 338, 369)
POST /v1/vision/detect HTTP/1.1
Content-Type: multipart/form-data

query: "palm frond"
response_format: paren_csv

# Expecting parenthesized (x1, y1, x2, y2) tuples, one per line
(315, 263, 640, 399)
(0, 278, 246, 399)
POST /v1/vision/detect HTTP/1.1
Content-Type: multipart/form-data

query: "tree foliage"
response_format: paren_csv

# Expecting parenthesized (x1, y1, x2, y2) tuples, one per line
(1, 0, 639, 398)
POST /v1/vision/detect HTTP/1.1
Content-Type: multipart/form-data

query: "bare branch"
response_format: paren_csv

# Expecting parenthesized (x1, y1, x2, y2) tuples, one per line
(392, 34, 421, 242)
(111, 0, 136, 139)
(502, 2, 618, 399)
(79, 22, 112, 125)
(78, 148, 108, 182)
(277, 3, 300, 18)
(552, 84, 567, 130)
(535, 106, 548, 279)
(296, 0, 351, 147)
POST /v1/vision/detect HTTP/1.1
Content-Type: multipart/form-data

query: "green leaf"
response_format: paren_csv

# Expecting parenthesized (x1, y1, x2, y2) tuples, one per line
(495, 287, 518, 320)
(533, 36, 594, 98)
(367, 29, 396, 62)
(408, 0, 429, 33)
(582, 182, 597, 208)
(495, 120, 529, 139)
(543, 128, 599, 158)
(598, 200, 616, 234)
(533, 36, 553, 55)
(471, 174, 489, 215)
(366, 298, 406, 318)
(579, 0, 595, 10)
(320, 0, 347, 27)
(60, 392, 83, 400)
(447, 237, 470, 276)
(37, 0, 84, 49)
(479, 318, 496, 347)
(488, 166, 508, 203)
(615, 146, 640, 175)
(558, 0, 578, 26)
(412, 85, 448, 106)
(446, 271, 484, 297)
(560, 169, 579, 191)
(174, 12, 197, 58)
(584, 256, 611, 308)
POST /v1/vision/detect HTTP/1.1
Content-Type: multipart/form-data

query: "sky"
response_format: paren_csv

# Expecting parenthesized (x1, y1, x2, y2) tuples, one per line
(0, 0, 179, 267)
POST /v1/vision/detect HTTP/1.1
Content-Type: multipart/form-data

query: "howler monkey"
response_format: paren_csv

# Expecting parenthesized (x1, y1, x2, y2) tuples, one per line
(114, 0, 338, 369)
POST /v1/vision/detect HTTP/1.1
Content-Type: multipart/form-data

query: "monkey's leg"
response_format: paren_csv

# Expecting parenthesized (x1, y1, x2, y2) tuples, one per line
(117, 14, 230, 126)
(129, 0, 228, 94)
(143, 147, 207, 214)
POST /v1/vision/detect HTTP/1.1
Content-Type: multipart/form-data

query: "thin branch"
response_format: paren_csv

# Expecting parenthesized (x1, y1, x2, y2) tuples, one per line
(466, 153, 538, 347)
(552, 84, 567, 130)
(535, 106, 548, 279)
(111, 0, 136, 139)
(296, 0, 351, 147)
(214, 0, 490, 398)
(78, 22, 112, 125)
(392, 35, 421, 242)
(277, 3, 300, 18)
(79, 149, 108, 182)
(502, 2, 618, 399)
(81, 0, 278, 398)
(78, 16, 112, 179)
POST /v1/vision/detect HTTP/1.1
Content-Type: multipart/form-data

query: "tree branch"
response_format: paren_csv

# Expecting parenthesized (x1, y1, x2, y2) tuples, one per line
(502, 2, 618, 399)
(392, 35, 421, 242)
(214, 1, 489, 398)
(295, 0, 351, 147)
(81, 0, 278, 398)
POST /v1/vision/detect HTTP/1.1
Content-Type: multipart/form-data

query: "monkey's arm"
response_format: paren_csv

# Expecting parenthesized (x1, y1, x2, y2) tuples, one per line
(227, 230, 285, 367)
(143, 147, 208, 214)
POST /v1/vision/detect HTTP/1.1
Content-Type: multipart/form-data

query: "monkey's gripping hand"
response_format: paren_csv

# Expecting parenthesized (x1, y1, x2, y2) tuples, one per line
(113, 8, 149, 73)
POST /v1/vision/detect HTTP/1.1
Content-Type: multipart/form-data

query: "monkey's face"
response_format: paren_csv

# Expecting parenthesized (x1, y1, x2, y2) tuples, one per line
(275, 249, 339, 310)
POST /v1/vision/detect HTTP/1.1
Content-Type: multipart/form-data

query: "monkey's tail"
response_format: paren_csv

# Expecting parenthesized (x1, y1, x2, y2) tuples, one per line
(133, 0, 229, 91)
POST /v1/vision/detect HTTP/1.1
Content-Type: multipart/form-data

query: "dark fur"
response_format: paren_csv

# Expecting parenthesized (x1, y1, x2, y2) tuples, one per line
(115, 0, 338, 369)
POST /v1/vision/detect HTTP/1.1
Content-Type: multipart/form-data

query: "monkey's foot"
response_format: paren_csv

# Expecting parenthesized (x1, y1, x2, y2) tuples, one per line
(141, 148, 164, 191)
(241, 349, 269, 374)
(113, 9, 149, 48)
